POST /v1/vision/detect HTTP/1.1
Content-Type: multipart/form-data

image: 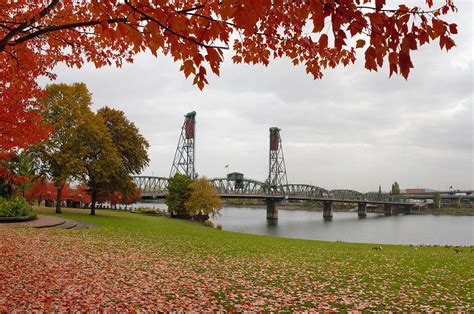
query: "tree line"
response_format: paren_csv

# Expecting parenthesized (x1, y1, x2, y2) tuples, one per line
(1, 83, 149, 215)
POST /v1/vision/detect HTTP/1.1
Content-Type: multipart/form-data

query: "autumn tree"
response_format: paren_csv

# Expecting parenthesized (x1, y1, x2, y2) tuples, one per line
(29, 83, 93, 214)
(97, 107, 150, 175)
(391, 181, 401, 195)
(165, 174, 192, 218)
(96, 106, 149, 206)
(1, 1, 459, 155)
(121, 185, 142, 206)
(76, 113, 123, 215)
(72, 184, 92, 206)
(99, 185, 141, 209)
(0, 88, 49, 181)
(25, 178, 54, 204)
(185, 177, 222, 219)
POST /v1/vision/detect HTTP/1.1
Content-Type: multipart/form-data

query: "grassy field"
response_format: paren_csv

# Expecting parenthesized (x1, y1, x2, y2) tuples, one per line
(0, 206, 472, 311)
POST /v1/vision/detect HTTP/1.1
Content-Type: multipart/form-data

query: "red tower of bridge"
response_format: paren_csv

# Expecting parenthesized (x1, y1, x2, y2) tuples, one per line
(170, 111, 197, 179)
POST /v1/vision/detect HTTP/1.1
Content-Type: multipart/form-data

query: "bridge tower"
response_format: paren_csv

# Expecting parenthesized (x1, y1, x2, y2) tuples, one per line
(170, 111, 197, 179)
(268, 127, 288, 188)
(266, 127, 288, 220)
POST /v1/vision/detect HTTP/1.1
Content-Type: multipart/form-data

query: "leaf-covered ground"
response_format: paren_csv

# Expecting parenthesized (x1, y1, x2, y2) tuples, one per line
(0, 207, 472, 311)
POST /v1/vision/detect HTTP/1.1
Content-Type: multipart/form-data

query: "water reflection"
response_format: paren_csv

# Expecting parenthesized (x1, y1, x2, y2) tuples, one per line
(266, 219, 278, 228)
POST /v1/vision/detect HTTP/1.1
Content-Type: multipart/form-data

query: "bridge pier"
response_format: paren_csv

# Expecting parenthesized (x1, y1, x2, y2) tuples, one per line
(358, 202, 367, 218)
(323, 201, 333, 220)
(266, 199, 279, 220)
(402, 204, 413, 214)
(384, 204, 393, 216)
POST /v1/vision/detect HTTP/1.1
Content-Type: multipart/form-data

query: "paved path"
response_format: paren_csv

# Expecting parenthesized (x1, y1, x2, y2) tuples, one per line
(0, 215, 95, 230)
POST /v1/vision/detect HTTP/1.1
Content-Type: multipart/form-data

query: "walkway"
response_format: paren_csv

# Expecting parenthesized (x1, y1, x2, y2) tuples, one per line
(0, 215, 95, 230)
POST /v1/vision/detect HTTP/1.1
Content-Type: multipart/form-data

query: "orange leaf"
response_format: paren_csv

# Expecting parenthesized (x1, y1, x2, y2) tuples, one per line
(399, 51, 413, 79)
(319, 34, 328, 49)
(356, 39, 365, 48)
(364, 47, 377, 71)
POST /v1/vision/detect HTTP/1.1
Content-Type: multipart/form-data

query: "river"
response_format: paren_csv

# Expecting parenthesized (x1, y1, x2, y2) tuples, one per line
(135, 203, 473, 245)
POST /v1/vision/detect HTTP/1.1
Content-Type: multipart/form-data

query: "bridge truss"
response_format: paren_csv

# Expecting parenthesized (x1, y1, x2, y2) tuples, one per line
(133, 176, 409, 203)
(268, 127, 288, 189)
(133, 176, 169, 198)
(170, 111, 197, 179)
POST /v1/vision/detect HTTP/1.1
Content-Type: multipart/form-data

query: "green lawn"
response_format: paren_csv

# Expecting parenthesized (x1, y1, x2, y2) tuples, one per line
(0, 206, 472, 311)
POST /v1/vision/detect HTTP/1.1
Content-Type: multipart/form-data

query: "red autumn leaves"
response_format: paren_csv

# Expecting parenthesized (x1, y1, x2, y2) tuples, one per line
(0, 1, 458, 162)
(362, 3, 457, 79)
(0, 1, 458, 89)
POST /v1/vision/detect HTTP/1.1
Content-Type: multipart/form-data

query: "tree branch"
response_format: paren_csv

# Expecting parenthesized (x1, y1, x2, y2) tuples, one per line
(355, 4, 449, 14)
(124, 0, 228, 50)
(8, 18, 127, 48)
(0, 0, 60, 50)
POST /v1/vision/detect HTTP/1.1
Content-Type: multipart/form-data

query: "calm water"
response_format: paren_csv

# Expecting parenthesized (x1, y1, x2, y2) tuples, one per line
(136, 203, 473, 245)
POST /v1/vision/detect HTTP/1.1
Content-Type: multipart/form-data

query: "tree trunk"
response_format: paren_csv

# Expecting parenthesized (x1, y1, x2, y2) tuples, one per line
(55, 185, 63, 214)
(90, 191, 97, 215)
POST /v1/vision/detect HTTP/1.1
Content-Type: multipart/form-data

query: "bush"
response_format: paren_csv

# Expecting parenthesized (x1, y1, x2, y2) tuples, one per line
(216, 224, 222, 230)
(185, 178, 222, 218)
(131, 207, 165, 215)
(203, 219, 214, 228)
(454, 199, 463, 209)
(0, 196, 35, 218)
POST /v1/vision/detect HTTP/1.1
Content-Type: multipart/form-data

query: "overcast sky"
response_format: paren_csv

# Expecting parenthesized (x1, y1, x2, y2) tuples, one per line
(44, 1, 473, 192)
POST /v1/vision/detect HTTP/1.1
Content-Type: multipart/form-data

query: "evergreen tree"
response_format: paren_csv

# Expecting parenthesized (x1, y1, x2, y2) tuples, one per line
(391, 182, 401, 195)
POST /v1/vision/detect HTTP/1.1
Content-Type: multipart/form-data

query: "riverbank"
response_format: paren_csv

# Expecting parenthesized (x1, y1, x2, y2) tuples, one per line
(0, 206, 471, 311)
(420, 207, 474, 216)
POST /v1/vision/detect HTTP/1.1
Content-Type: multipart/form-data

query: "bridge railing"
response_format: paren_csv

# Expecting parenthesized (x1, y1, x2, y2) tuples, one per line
(281, 184, 329, 198)
(133, 176, 169, 195)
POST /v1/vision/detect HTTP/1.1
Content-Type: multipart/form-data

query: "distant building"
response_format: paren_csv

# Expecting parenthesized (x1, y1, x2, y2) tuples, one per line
(405, 188, 426, 194)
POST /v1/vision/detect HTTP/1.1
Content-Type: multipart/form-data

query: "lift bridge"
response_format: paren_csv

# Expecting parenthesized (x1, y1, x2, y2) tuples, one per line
(134, 111, 417, 220)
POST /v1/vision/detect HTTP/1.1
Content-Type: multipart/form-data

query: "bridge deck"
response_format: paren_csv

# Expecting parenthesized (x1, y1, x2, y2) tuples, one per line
(219, 194, 411, 206)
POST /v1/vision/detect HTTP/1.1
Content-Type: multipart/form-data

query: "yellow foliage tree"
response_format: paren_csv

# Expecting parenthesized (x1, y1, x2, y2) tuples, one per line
(185, 177, 222, 219)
